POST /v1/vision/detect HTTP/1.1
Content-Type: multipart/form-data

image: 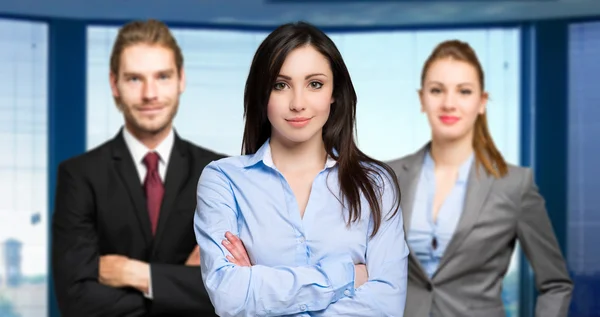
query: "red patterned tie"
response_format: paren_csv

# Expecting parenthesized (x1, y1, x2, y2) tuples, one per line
(143, 152, 164, 235)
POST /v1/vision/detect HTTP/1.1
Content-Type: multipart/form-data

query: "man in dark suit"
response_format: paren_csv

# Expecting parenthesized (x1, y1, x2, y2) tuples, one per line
(51, 19, 223, 316)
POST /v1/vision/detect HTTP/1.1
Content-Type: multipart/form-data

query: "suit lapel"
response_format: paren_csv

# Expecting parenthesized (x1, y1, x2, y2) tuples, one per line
(111, 132, 153, 244)
(152, 135, 190, 250)
(400, 146, 426, 237)
(399, 144, 430, 282)
(433, 163, 494, 278)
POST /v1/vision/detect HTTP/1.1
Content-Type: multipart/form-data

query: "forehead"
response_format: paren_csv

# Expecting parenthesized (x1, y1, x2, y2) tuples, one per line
(119, 44, 176, 74)
(279, 45, 331, 76)
(425, 58, 479, 85)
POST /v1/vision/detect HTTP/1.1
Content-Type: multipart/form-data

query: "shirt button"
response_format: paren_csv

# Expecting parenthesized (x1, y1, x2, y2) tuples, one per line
(343, 289, 351, 296)
(297, 236, 305, 243)
(299, 304, 307, 311)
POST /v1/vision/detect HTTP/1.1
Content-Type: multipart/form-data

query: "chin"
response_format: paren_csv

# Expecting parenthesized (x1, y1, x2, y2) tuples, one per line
(281, 135, 311, 144)
(433, 131, 469, 143)
(276, 129, 321, 145)
(135, 122, 169, 134)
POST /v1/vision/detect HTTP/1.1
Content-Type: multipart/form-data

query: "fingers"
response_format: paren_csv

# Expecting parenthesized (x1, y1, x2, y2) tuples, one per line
(222, 239, 237, 256)
(222, 240, 250, 266)
(222, 232, 251, 266)
(226, 255, 240, 265)
(224, 251, 248, 267)
(225, 232, 251, 264)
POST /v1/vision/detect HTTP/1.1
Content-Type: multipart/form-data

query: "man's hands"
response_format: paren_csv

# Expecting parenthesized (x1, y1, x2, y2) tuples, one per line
(221, 231, 369, 288)
(99, 245, 201, 294)
(185, 246, 201, 266)
(99, 255, 149, 294)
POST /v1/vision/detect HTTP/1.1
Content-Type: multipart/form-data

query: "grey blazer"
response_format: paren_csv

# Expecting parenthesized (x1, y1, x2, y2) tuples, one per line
(387, 145, 573, 317)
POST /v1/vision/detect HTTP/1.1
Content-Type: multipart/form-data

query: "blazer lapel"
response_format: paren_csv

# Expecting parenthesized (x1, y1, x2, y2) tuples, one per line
(111, 131, 153, 244)
(152, 134, 190, 249)
(399, 144, 430, 282)
(433, 163, 494, 278)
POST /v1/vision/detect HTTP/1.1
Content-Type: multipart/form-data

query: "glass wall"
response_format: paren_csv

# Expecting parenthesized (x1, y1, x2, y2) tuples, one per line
(0, 18, 49, 317)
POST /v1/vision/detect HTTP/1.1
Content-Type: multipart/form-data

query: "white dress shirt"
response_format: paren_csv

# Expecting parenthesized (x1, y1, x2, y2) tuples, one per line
(122, 126, 174, 184)
(122, 126, 175, 299)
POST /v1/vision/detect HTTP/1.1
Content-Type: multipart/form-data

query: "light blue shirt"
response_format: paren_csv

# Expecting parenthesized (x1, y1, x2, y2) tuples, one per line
(407, 151, 473, 278)
(194, 140, 409, 317)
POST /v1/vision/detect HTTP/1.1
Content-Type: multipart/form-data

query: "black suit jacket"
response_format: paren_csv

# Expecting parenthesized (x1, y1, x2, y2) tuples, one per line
(51, 130, 225, 317)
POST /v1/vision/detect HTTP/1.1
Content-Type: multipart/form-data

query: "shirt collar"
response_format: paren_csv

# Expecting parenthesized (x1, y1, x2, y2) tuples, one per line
(423, 149, 474, 184)
(122, 126, 175, 166)
(243, 139, 337, 170)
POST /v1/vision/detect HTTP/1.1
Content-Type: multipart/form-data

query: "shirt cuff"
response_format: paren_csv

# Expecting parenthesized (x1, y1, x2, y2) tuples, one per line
(317, 253, 356, 303)
(143, 264, 153, 299)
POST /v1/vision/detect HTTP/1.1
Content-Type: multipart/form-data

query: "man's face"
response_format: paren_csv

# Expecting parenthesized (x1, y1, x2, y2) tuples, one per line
(110, 44, 185, 137)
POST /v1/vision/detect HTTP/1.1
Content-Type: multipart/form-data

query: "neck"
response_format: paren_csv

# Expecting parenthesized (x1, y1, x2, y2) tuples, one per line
(269, 134, 327, 173)
(125, 123, 172, 150)
(430, 134, 473, 168)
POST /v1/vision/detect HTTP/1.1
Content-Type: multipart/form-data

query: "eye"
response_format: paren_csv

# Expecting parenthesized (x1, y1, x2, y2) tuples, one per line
(460, 89, 472, 95)
(127, 76, 140, 82)
(158, 74, 171, 80)
(309, 81, 323, 89)
(430, 87, 442, 94)
(273, 82, 288, 90)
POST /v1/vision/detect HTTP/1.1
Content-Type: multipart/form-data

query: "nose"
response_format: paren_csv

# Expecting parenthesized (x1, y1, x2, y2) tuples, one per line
(289, 88, 306, 111)
(441, 91, 457, 111)
(142, 79, 158, 101)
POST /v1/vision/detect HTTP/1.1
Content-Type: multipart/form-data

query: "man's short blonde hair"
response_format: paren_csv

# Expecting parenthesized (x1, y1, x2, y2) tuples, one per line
(110, 19, 184, 77)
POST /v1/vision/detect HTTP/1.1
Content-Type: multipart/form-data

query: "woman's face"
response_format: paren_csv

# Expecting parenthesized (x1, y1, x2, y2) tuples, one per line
(419, 58, 487, 143)
(267, 45, 335, 146)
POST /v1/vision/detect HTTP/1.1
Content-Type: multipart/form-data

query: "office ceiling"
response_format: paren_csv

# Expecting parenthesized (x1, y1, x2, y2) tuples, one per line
(1, 0, 599, 28)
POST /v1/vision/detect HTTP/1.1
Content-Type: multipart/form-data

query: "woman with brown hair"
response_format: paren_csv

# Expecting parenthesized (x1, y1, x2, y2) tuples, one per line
(387, 40, 573, 317)
(194, 21, 408, 317)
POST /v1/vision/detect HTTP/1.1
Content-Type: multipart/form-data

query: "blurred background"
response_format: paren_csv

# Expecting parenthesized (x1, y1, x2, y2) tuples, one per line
(0, 0, 599, 316)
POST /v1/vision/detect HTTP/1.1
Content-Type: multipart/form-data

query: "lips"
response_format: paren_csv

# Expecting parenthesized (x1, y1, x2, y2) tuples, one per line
(439, 115, 460, 125)
(138, 107, 164, 115)
(286, 117, 311, 122)
(286, 117, 312, 128)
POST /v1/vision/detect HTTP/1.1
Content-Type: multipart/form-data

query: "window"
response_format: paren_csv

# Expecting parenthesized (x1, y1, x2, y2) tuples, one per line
(0, 18, 48, 317)
(567, 20, 600, 316)
(86, 26, 521, 316)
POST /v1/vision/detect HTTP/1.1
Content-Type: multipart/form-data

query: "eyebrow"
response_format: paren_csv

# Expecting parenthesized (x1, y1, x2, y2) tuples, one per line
(123, 69, 176, 77)
(277, 73, 328, 80)
(427, 81, 474, 86)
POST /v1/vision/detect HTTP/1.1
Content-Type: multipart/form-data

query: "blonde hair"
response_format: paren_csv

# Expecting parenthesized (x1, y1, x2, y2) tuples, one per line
(421, 40, 508, 178)
(109, 19, 183, 77)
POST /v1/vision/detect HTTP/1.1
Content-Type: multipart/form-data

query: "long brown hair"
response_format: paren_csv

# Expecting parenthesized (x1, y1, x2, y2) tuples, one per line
(421, 40, 508, 178)
(242, 22, 401, 237)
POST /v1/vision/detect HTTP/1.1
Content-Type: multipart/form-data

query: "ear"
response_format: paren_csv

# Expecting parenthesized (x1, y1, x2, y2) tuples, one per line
(179, 67, 186, 94)
(418, 89, 425, 113)
(109, 72, 120, 99)
(330, 95, 335, 105)
(479, 91, 489, 114)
